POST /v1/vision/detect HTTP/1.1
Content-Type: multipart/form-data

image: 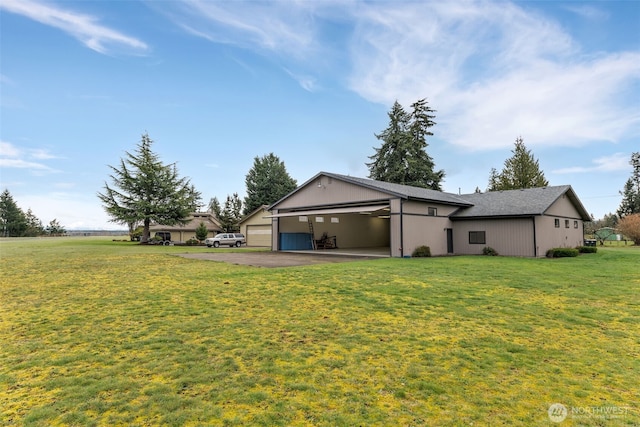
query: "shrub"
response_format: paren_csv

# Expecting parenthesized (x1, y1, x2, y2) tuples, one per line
(577, 246, 597, 254)
(617, 213, 640, 245)
(546, 248, 579, 258)
(412, 245, 431, 257)
(195, 222, 209, 242)
(185, 238, 199, 246)
(482, 246, 499, 256)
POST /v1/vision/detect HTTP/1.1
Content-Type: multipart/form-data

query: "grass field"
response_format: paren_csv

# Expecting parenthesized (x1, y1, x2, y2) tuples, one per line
(1, 238, 638, 426)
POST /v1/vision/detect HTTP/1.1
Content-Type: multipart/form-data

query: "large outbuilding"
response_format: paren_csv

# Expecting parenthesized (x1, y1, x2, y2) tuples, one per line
(267, 172, 591, 257)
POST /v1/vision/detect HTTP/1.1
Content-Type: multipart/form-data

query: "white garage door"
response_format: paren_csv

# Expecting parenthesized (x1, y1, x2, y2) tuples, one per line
(246, 225, 272, 247)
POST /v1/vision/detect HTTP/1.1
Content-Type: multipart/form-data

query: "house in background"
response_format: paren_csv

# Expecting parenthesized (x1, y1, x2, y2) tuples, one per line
(149, 212, 222, 243)
(267, 172, 590, 257)
(239, 205, 272, 247)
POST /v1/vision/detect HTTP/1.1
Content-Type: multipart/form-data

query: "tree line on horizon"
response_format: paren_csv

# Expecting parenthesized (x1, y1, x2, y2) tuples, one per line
(2, 99, 638, 241)
(0, 189, 66, 237)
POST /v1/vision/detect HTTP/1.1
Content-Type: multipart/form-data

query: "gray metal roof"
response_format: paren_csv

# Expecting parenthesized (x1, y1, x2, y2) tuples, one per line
(269, 172, 590, 220)
(452, 185, 591, 220)
(322, 172, 473, 206)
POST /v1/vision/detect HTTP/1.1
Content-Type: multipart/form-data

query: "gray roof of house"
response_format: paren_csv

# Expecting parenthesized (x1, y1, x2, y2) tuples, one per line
(321, 172, 473, 206)
(453, 185, 590, 220)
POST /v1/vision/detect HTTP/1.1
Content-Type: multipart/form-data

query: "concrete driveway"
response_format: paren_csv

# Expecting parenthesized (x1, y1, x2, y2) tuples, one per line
(178, 251, 381, 268)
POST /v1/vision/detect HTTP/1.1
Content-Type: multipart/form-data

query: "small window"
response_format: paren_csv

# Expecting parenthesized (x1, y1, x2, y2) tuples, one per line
(428, 207, 437, 216)
(574, 221, 578, 229)
(565, 220, 570, 228)
(469, 231, 486, 244)
(554, 219, 560, 228)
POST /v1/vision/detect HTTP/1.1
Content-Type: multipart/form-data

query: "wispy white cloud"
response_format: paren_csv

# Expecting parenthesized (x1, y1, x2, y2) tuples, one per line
(0, 141, 60, 173)
(158, 0, 319, 56)
(563, 4, 609, 21)
(153, 0, 338, 90)
(0, 0, 148, 54)
(553, 152, 631, 174)
(0, 141, 21, 158)
(284, 68, 318, 92)
(30, 148, 61, 160)
(347, 2, 640, 150)
(157, 1, 640, 152)
(0, 158, 56, 172)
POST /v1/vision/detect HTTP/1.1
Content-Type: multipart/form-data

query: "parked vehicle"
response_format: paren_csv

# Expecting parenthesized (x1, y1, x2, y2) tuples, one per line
(205, 233, 246, 248)
(152, 231, 172, 246)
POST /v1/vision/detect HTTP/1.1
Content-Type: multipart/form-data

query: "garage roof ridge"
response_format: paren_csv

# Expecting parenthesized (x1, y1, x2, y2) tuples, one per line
(321, 171, 473, 207)
(452, 185, 590, 220)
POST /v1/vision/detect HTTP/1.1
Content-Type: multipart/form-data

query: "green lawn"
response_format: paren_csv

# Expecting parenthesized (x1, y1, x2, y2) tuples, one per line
(1, 238, 638, 426)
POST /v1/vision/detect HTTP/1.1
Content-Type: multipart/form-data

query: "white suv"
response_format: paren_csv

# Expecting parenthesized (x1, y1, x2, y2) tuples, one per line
(205, 233, 246, 248)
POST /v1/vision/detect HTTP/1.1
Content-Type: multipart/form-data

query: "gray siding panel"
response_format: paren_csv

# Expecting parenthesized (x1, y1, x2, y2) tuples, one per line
(390, 199, 402, 257)
(453, 218, 535, 257)
(397, 200, 458, 256)
(402, 200, 460, 216)
(402, 215, 453, 256)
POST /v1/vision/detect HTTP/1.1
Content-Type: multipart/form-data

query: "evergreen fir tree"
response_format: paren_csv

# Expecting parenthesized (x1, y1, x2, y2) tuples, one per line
(97, 133, 201, 243)
(244, 153, 297, 215)
(487, 137, 549, 191)
(367, 99, 444, 190)
(0, 189, 27, 237)
(617, 152, 640, 217)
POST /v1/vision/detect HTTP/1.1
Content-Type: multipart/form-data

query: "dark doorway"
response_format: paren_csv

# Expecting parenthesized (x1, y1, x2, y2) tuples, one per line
(446, 228, 453, 253)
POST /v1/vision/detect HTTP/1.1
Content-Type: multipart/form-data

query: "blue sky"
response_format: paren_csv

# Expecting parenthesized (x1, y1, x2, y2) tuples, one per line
(1, 0, 639, 230)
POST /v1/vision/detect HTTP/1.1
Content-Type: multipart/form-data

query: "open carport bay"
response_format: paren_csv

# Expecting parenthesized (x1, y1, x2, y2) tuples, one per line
(276, 209, 391, 251)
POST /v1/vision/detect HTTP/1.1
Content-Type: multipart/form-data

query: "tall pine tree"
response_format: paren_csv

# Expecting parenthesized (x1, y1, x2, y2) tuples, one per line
(487, 137, 549, 191)
(98, 133, 201, 243)
(617, 152, 640, 217)
(219, 193, 243, 232)
(367, 99, 444, 190)
(0, 189, 27, 237)
(243, 153, 297, 215)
